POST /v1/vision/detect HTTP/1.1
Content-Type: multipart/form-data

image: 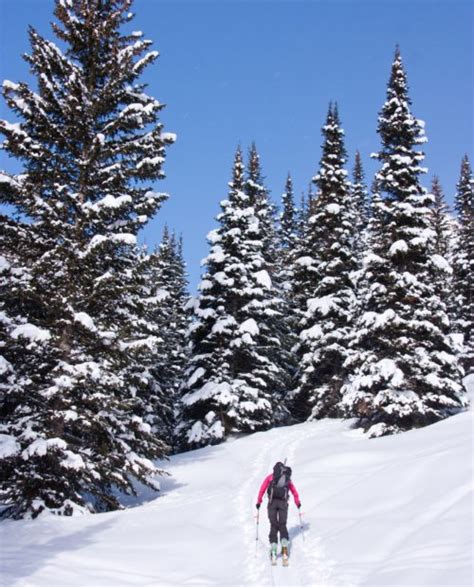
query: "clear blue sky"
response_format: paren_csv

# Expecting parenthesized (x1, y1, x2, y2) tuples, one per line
(1, 0, 472, 290)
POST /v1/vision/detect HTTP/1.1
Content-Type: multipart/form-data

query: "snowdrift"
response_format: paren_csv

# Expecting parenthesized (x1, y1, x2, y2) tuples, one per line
(1, 404, 472, 586)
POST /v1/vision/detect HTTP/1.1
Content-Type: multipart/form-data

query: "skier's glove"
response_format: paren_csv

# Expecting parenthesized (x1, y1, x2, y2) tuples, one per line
(256, 503, 261, 510)
(297, 503, 301, 509)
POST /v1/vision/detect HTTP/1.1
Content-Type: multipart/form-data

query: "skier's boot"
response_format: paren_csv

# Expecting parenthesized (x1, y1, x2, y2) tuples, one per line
(281, 538, 289, 566)
(270, 543, 277, 566)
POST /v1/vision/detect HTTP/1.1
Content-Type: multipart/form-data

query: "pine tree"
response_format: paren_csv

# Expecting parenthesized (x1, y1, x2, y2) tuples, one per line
(245, 145, 291, 420)
(275, 174, 300, 418)
(0, 0, 174, 518)
(291, 104, 357, 420)
(169, 233, 191, 397)
(280, 173, 298, 252)
(246, 143, 279, 268)
(351, 151, 370, 264)
(452, 156, 474, 373)
(113, 244, 175, 445)
(426, 176, 456, 310)
(154, 228, 190, 417)
(277, 172, 299, 327)
(120, 231, 189, 444)
(177, 148, 285, 448)
(429, 177, 452, 258)
(291, 185, 318, 337)
(342, 48, 466, 437)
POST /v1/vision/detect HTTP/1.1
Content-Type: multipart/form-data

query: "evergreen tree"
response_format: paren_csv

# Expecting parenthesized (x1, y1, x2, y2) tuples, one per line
(297, 192, 307, 238)
(246, 143, 279, 268)
(452, 156, 474, 373)
(0, 0, 174, 518)
(280, 173, 298, 252)
(277, 173, 299, 320)
(351, 151, 370, 264)
(121, 230, 189, 444)
(295, 183, 314, 238)
(291, 104, 357, 420)
(154, 228, 190, 416)
(177, 148, 285, 448)
(275, 174, 300, 417)
(291, 185, 318, 333)
(342, 48, 466, 437)
(245, 145, 292, 422)
(170, 233, 191, 393)
(426, 176, 455, 310)
(429, 176, 452, 258)
(113, 244, 175, 445)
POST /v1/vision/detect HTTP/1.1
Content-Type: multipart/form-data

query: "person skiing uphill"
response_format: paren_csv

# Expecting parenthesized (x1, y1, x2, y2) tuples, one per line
(256, 462, 301, 565)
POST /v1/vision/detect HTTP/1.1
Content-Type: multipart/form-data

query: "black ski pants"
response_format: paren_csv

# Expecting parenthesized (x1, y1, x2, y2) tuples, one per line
(268, 498, 289, 543)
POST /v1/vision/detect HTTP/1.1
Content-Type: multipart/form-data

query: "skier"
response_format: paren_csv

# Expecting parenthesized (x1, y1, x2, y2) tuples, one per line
(256, 462, 301, 565)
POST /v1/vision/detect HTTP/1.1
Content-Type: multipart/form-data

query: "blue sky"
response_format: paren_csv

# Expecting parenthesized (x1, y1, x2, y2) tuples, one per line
(0, 0, 472, 289)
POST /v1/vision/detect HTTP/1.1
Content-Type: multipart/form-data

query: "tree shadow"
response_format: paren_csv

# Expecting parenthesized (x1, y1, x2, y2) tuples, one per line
(117, 474, 188, 508)
(1, 517, 117, 586)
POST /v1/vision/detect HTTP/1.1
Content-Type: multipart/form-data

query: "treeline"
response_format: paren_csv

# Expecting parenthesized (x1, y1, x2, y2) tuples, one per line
(178, 67, 472, 445)
(0, 0, 472, 520)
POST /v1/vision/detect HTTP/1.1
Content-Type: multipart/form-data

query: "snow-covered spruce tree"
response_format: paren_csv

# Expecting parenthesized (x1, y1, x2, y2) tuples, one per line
(351, 151, 370, 265)
(177, 148, 285, 448)
(277, 173, 299, 322)
(0, 0, 174, 518)
(427, 176, 455, 308)
(165, 232, 191, 400)
(245, 146, 293, 418)
(118, 237, 183, 444)
(342, 48, 466, 437)
(273, 173, 300, 417)
(246, 143, 279, 268)
(429, 177, 452, 259)
(452, 156, 474, 373)
(0, 215, 59, 515)
(120, 229, 189, 445)
(290, 185, 318, 344)
(296, 182, 314, 238)
(291, 104, 358, 420)
(153, 228, 190, 418)
(280, 173, 298, 253)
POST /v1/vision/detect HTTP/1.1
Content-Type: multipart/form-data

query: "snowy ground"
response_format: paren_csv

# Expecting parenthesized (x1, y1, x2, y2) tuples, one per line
(1, 387, 472, 586)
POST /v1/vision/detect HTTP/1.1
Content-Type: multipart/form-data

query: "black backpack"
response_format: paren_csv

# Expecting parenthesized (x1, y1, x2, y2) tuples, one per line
(267, 461, 292, 502)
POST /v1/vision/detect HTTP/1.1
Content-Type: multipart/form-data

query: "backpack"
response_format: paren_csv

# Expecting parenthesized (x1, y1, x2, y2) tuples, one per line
(267, 461, 292, 502)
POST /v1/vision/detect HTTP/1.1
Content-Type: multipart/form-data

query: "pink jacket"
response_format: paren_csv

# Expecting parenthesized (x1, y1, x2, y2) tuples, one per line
(256, 474, 301, 506)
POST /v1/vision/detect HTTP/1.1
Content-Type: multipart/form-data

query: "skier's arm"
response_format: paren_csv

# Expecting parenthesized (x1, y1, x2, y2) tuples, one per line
(256, 474, 273, 505)
(288, 482, 301, 507)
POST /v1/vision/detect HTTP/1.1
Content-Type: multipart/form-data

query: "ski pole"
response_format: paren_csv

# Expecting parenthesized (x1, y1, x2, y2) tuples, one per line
(255, 508, 260, 556)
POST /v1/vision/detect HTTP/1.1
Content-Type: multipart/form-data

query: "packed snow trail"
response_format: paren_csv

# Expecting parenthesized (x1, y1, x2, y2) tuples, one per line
(1, 401, 472, 586)
(236, 424, 337, 587)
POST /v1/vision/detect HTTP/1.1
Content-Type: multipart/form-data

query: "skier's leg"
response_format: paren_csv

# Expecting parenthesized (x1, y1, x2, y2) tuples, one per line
(278, 503, 289, 541)
(275, 505, 280, 543)
(268, 502, 278, 544)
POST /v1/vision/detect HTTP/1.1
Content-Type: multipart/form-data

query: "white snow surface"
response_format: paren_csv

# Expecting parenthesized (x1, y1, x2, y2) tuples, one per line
(254, 269, 272, 289)
(389, 239, 408, 255)
(1, 407, 472, 586)
(239, 318, 259, 336)
(10, 324, 51, 342)
(326, 203, 341, 215)
(0, 434, 20, 458)
(431, 254, 453, 274)
(74, 312, 96, 332)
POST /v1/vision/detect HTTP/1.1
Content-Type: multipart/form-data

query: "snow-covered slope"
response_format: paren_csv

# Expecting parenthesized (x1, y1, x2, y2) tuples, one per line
(1, 403, 472, 586)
